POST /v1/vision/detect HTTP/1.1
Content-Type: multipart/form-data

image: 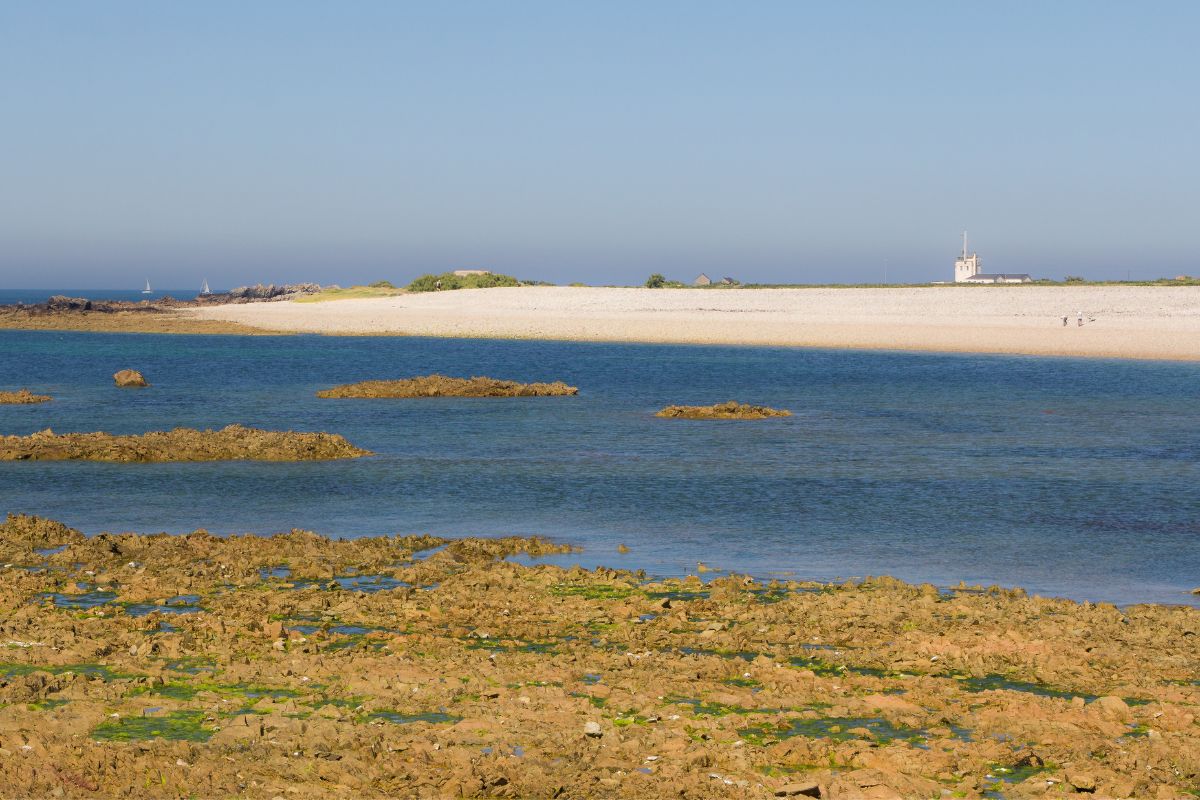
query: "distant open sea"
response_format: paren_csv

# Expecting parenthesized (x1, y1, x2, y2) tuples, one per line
(1, 329, 1197, 606)
(0, 289, 208, 304)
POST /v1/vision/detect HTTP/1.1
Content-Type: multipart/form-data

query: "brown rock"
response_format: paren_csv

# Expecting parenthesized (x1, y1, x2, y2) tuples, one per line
(1066, 770, 1096, 792)
(655, 401, 791, 420)
(776, 781, 821, 797)
(113, 369, 148, 387)
(0, 389, 51, 404)
(0, 424, 370, 462)
(317, 374, 578, 399)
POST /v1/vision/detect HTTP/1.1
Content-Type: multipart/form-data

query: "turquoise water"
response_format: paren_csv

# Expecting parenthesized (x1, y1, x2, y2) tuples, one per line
(1, 330, 1197, 606)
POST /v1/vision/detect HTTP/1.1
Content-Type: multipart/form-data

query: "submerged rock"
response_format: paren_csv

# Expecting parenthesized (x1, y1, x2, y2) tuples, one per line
(113, 369, 148, 388)
(655, 401, 791, 419)
(0, 424, 371, 462)
(0, 389, 51, 404)
(317, 374, 579, 399)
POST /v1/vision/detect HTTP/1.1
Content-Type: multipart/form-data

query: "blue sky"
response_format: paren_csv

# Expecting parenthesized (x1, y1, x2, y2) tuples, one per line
(1, 1, 1196, 288)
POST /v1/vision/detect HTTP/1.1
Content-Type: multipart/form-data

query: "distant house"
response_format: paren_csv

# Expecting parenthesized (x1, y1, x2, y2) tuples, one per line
(953, 233, 1031, 284)
(693, 273, 712, 286)
(453, 269, 491, 277)
(719, 276, 739, 286)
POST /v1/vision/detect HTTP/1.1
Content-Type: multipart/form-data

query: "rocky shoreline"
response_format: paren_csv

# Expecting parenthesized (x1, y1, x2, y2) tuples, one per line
(0, 513, 1196, 798)
(0, 285, 321, 335)
(0, 425, 370, 462)
(317, 375, 580, 399)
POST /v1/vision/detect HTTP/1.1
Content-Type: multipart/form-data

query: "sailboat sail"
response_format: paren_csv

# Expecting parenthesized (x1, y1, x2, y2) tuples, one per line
(142, 280, 152, 294)
(200, 279, 211, 295)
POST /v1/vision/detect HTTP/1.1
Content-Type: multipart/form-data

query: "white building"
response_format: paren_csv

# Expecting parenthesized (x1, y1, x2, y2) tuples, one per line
(953, 233, 1032, 284)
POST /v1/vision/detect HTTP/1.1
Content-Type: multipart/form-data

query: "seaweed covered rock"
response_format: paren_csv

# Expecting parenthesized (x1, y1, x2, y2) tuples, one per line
(655, 401, 791, 420)
(317, 374, 578, 399)
(0, 389, 51, 404)
(113, 369, 148, 388)
(0, 424, 371, 462)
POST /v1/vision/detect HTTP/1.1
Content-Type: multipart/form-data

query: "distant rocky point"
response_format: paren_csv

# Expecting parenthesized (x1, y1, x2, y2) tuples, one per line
(317, 374, 579, 399)
(3, 284, 323, 316)
(655, 401, 791, 419)
(0, 424, 370, 462)
(0, 389, 51, 404)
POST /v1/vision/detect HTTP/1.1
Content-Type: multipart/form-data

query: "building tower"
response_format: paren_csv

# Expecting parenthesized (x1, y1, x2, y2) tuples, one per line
(954, 231, 981, 282)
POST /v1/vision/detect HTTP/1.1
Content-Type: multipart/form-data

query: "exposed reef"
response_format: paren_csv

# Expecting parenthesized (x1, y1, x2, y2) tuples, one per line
(656, 401, 792, 419)
(0, 425, 370, 462)
(0, 513, 1196, 798)
(113, 369, 148, 388)
(317, 374, 579, 399)
(0, 389, 51, 404)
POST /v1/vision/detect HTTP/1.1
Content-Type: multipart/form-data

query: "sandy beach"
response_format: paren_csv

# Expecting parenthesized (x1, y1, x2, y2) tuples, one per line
(187, 285, 1200, 361)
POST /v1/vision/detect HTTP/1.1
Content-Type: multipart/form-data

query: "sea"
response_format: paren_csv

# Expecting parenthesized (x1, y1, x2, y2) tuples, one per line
(0, 289, 207, 305)
(1, 327, 1197, 607)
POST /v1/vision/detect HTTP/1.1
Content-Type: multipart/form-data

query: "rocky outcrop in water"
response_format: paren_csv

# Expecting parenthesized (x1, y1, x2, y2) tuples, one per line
(317, 374, 579, 399)
(656, 401, 791, 419)
(0, 514, 1195, 799)
(0, 424, 370, 462)
(112, 369, 148, 388)
(0, 389, 51, 404)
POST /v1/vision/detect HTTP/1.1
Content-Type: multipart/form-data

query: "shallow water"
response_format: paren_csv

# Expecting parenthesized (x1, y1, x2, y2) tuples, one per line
(1, 330, 1197, 606)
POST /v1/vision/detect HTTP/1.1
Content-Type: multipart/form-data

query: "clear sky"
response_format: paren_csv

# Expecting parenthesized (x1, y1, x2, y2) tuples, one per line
(1, 1, 1196, 288)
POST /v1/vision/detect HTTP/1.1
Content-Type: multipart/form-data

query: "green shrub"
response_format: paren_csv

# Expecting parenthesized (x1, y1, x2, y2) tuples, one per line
(368, 280, 396, 289)
(407, 272, 524, 293)
(1065, 275, 1084, 283)
(645, 273, 666, 288)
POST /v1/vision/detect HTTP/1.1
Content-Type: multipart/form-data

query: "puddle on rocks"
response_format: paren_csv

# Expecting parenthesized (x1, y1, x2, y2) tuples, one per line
(41, 589, 118, 610)
(124, 595, 205, 617)
(739, 715, 930, 746)
(0, 662, 135, 681)
(90, 710, 213, 742)
(368, 711, 460, 725)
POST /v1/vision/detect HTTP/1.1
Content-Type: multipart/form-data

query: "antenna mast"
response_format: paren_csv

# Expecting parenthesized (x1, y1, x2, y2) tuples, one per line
(962, 231, 968, 258)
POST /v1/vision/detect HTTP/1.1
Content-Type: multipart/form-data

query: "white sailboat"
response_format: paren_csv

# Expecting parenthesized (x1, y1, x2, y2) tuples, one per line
(200, 279, 211, 295)
(142, 280, 153, 295)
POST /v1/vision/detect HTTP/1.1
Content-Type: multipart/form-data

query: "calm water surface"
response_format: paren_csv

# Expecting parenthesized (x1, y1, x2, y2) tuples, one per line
(1, 330, 1197, 606)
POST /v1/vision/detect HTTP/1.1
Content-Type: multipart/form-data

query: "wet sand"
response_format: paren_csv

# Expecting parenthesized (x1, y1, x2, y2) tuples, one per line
(2, 514, 1197, 799)
(184, 285, 1200, 361)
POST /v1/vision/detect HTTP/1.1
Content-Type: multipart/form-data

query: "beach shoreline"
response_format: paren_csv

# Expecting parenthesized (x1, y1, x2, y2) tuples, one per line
(182, 285, 1200, 361)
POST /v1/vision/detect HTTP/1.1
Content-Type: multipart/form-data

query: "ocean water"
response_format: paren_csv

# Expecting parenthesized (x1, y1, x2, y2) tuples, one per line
(0, 289, 208, 305)
(1, 330, 1197, 606)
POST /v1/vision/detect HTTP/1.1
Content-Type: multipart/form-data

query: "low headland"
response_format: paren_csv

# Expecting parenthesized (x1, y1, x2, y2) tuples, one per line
(0, 513, 1196, 798)
(317, 374, 579, 399)
(656, 402, 791, 420)
(0, 389, 51, 405)
(0, 425, 370, 462)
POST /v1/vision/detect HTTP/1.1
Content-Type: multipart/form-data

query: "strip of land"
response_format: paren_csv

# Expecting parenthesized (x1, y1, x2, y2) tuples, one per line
(0, 513, 1196, 798)
(185, 286, 1200, 361)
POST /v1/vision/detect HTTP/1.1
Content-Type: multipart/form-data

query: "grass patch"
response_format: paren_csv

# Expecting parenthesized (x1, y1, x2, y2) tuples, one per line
(294, 285, 406, 303)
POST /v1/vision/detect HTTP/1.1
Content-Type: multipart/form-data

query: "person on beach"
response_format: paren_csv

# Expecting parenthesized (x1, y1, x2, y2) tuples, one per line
(1062, 316, 1068, 327)
(1077, 311, 1084, 327)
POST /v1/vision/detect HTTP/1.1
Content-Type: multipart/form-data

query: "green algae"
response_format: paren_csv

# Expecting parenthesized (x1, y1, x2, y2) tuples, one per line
(739, 715, 928, 746)
(26, 698, 69, 711)
(550, 583, 635, 600)
(954, 673, 1095, 702)
(368, 711, 460, 725)
(0, 662, 137, 681)
(91, 710, 213, 742)
(723, 676, 762, 688)
(667, 696, 773, 717)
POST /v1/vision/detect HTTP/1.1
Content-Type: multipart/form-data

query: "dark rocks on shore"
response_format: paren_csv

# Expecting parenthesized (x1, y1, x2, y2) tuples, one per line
(0, 424, 371, 462)
(3, 284, 323, 316)
(0, 389, 51, 404)
(655, 401, 791, 419)
(317, 374, 580, 399)
(113, 369, 148, 388)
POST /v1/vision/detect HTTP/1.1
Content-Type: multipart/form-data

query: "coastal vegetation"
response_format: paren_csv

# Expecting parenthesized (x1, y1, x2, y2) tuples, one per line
(0, 512, 1195, 798)
(0, 424, 370, 462)
(656, 401, 791, 419)
(317, 374, 579, 399)
(0, 388, 51, 404)
(293, 283, 407, 303)
(407, 271, 534, 292)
